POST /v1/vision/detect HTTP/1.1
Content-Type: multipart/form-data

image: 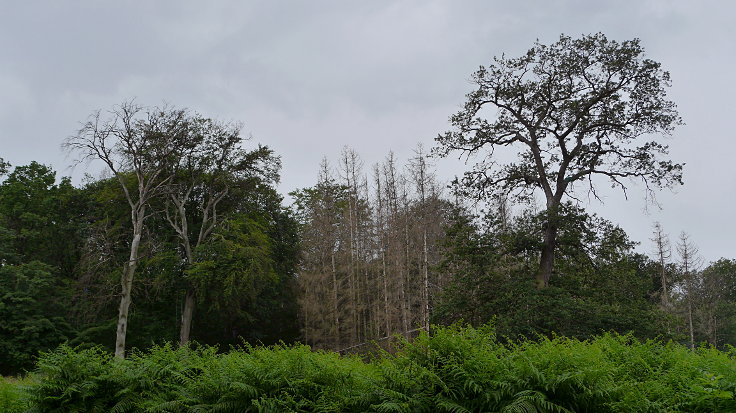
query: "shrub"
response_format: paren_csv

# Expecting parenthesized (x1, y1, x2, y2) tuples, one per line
(22, 325, 736, 412)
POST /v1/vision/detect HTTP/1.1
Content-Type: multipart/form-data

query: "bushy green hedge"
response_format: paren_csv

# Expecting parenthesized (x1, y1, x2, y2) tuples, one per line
(15, 325, 736, 412)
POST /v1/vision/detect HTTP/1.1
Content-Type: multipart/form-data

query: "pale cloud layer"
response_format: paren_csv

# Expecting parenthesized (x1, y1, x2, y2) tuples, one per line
(1, 0, 733, 262)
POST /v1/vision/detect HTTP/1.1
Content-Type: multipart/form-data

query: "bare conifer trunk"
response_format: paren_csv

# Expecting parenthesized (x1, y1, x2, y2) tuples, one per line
(295, 149, 448, 350)
(375, 168, 391, 336)
(713, 315, 718, 347)
(381, 248, 390, 335)
(687, 298, 695, 349)
(402, 182, 412, 336)
(652, 222, 671, 308)
(412, 148, 431, 332)
(677, 232, 701, 349)
(422, 229, 430, 332)
(331, 251, 340, 346)
(399, 261, 409, 336)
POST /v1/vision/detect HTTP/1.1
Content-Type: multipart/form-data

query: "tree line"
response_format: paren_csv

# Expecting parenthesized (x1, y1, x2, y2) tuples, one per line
(1, 33, 734, 376)
(1, 149, 734, 374)
(0, 105, 301, 374)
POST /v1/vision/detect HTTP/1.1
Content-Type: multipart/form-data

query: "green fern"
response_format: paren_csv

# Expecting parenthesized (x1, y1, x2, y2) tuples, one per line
(19, 325, 736, 412)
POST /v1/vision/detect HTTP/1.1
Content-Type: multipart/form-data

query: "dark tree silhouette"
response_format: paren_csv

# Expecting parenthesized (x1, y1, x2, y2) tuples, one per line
(436, 33, 683, 288)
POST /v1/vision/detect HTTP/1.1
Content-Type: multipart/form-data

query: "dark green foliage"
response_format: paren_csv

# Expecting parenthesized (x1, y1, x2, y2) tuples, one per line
(0, 262, 73, 375)
(0, 157, 9, 176)
(26, 345, 116, 412)
(174, 344, 378, 412)
(26, 343, 378, 412)
(187, 215, 277, 313)
(183, 188, 301, 347)
(0, 163, 88, 374)
(20, 325, 736, 412)
(66, 166, 300, 352)
(693, 259, 736, 348)
(0, 162, 85, 273)
(0, 376, 32, 413)
(435, 203, 672, 341)
(0, 157, 299, 374)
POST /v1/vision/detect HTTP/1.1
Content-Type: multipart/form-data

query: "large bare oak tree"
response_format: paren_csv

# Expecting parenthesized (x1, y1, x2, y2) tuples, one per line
(435, 33, 683, 288)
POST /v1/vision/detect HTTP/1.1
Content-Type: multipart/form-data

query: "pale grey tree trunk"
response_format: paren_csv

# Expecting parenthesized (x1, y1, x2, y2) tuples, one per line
(167, 193, 199, 346)
(115, 208, 145, 358)
(652, 222, 671, 308)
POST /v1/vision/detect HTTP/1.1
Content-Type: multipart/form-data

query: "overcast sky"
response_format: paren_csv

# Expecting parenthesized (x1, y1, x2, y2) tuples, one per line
(1, 0, 734, 263)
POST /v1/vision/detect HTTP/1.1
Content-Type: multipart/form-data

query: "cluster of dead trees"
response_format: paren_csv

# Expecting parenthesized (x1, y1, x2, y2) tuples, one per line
(652, 224, 736, 348)
(293, 147, 451, 351)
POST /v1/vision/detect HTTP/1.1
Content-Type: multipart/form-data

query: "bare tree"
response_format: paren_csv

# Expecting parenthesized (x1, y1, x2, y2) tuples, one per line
(65, 101, 189, 357)
(408, 144, 437, 332)
(676, 232, 702, 349)
(296, 149, 450, 351)
(373, 164, 392, 337)
(293, 159, 348, 348)
(382, 153, 411, 337)
(339, 148, 361, 345)
(651, 222, 672, 308)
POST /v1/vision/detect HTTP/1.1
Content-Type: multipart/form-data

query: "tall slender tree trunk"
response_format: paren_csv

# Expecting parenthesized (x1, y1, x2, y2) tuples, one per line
(302, 293, 310, 345)
(382, 248, 390, 336)
(687, 298, 695, 349)
(331, 251, 340, 347)
(115, 263, 136, 358)
(677, 232, 700, 350)
(347, 209, 358, 345)
(403, 210, 412, 336)
(422, 229, 430, 332)
(713, 314, 718, 348)
(115, 209, 145, 358)
(375, 168, 391, 337)
(660, 266, 669, 307)
(176, 202, 197, 346)
(398, 258, 409, 337)
(414, 151, 430, 333)
(652, 222, 671, 308)
(179, 289, 196, 344)
(685, 267, 695, 349)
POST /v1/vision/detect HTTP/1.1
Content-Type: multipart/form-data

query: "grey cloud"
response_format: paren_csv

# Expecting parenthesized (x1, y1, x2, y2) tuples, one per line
(0, 0, 733, 262)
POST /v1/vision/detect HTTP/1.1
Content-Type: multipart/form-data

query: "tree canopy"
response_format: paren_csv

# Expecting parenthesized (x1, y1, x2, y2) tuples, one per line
(435, 33, 683, 287)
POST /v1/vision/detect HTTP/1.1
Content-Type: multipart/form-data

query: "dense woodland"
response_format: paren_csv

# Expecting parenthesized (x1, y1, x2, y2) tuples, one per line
(1, 144, 735, 376)
(1, 33, 736, 412)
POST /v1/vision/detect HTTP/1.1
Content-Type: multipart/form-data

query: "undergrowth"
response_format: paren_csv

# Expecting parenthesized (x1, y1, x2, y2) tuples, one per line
(16, 324, 736, 412)
(0, 375, 33, 413)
